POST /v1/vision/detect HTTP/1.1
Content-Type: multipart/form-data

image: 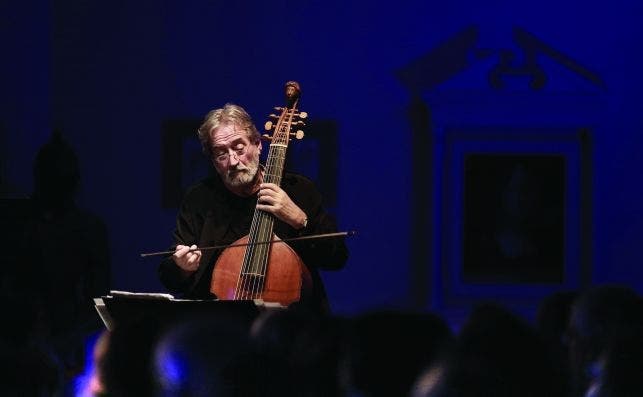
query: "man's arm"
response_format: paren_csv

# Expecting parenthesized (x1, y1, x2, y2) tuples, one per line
(297, 205, 349, 271)
(278, 174, 349, 271)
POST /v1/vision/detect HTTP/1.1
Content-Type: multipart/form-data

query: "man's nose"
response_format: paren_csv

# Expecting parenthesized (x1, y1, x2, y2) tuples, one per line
(228, 151, 240, 166)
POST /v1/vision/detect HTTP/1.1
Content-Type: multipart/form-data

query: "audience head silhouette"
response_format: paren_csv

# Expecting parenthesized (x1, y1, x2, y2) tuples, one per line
(32, 130, 80, 208)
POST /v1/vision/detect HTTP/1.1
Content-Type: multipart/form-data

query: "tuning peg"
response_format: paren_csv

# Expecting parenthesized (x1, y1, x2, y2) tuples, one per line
(297, 111, 308, 119)
(292, 120, 306, 126)
(261, 134, 272, 141)
(290, 130, 304, 140)
(274, 107, 283, 111)
(264, 121, 274, 131)
(268, 114, 279, 119)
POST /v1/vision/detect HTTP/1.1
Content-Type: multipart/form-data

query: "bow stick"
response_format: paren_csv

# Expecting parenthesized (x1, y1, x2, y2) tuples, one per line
(140, 230, 356, 258)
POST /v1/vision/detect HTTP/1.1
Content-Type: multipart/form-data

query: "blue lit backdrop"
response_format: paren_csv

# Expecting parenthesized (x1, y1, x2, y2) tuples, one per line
(2, 0, 643, 322)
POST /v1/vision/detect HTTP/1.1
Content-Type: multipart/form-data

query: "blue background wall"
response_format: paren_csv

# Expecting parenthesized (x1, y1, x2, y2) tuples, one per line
(3, 0, 643, 323)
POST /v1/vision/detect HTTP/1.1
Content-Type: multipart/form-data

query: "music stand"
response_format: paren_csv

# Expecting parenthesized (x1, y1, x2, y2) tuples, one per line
(94, 291, 280, 331)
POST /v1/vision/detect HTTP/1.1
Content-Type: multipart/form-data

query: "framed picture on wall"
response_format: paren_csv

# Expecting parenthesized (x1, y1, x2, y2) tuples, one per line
(441, 127, 591, 302)
(462, 153, 565, 283)
(161, 119, 208, 209)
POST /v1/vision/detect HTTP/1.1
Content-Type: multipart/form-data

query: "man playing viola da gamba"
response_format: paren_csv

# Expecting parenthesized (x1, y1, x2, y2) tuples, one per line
(158, 102, 347, 313)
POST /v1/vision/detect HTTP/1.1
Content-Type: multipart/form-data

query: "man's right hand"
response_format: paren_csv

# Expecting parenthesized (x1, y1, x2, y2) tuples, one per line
(172, 244, 202, 274)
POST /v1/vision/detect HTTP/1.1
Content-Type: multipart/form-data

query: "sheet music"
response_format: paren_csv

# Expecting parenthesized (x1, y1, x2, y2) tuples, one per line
(108, 290, 175, 300)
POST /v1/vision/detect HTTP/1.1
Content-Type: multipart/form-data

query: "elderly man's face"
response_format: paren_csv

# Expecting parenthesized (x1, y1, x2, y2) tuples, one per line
(210, 123, 261, 188)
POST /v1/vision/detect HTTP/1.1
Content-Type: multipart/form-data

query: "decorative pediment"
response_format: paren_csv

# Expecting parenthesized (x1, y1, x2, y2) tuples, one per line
(398, 26, 605, 94)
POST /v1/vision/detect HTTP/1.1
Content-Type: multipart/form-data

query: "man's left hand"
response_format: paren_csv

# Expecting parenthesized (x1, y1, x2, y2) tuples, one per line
(256, 183, 307, 229)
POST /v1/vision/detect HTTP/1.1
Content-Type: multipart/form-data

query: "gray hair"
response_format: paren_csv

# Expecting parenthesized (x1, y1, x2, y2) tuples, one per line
(197, 103, 260, 156)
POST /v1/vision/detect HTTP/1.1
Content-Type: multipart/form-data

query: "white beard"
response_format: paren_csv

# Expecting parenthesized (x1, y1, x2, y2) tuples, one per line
(222, 153, 260, 187)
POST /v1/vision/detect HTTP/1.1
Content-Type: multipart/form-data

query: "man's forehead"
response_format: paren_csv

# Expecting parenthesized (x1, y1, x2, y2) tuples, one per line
(211, 123, 248, 144)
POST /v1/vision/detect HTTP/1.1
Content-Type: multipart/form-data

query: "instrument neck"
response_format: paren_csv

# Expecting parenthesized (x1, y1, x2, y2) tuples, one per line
(240, 99, 299, 277)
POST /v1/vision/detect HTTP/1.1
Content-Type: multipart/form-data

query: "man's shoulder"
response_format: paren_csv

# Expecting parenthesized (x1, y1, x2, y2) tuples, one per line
(281, 171, 315, 188)
(281, 171, 321, 202)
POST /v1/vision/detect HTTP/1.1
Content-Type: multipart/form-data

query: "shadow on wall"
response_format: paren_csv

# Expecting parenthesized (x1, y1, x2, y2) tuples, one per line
(0, 131, 111, 395)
